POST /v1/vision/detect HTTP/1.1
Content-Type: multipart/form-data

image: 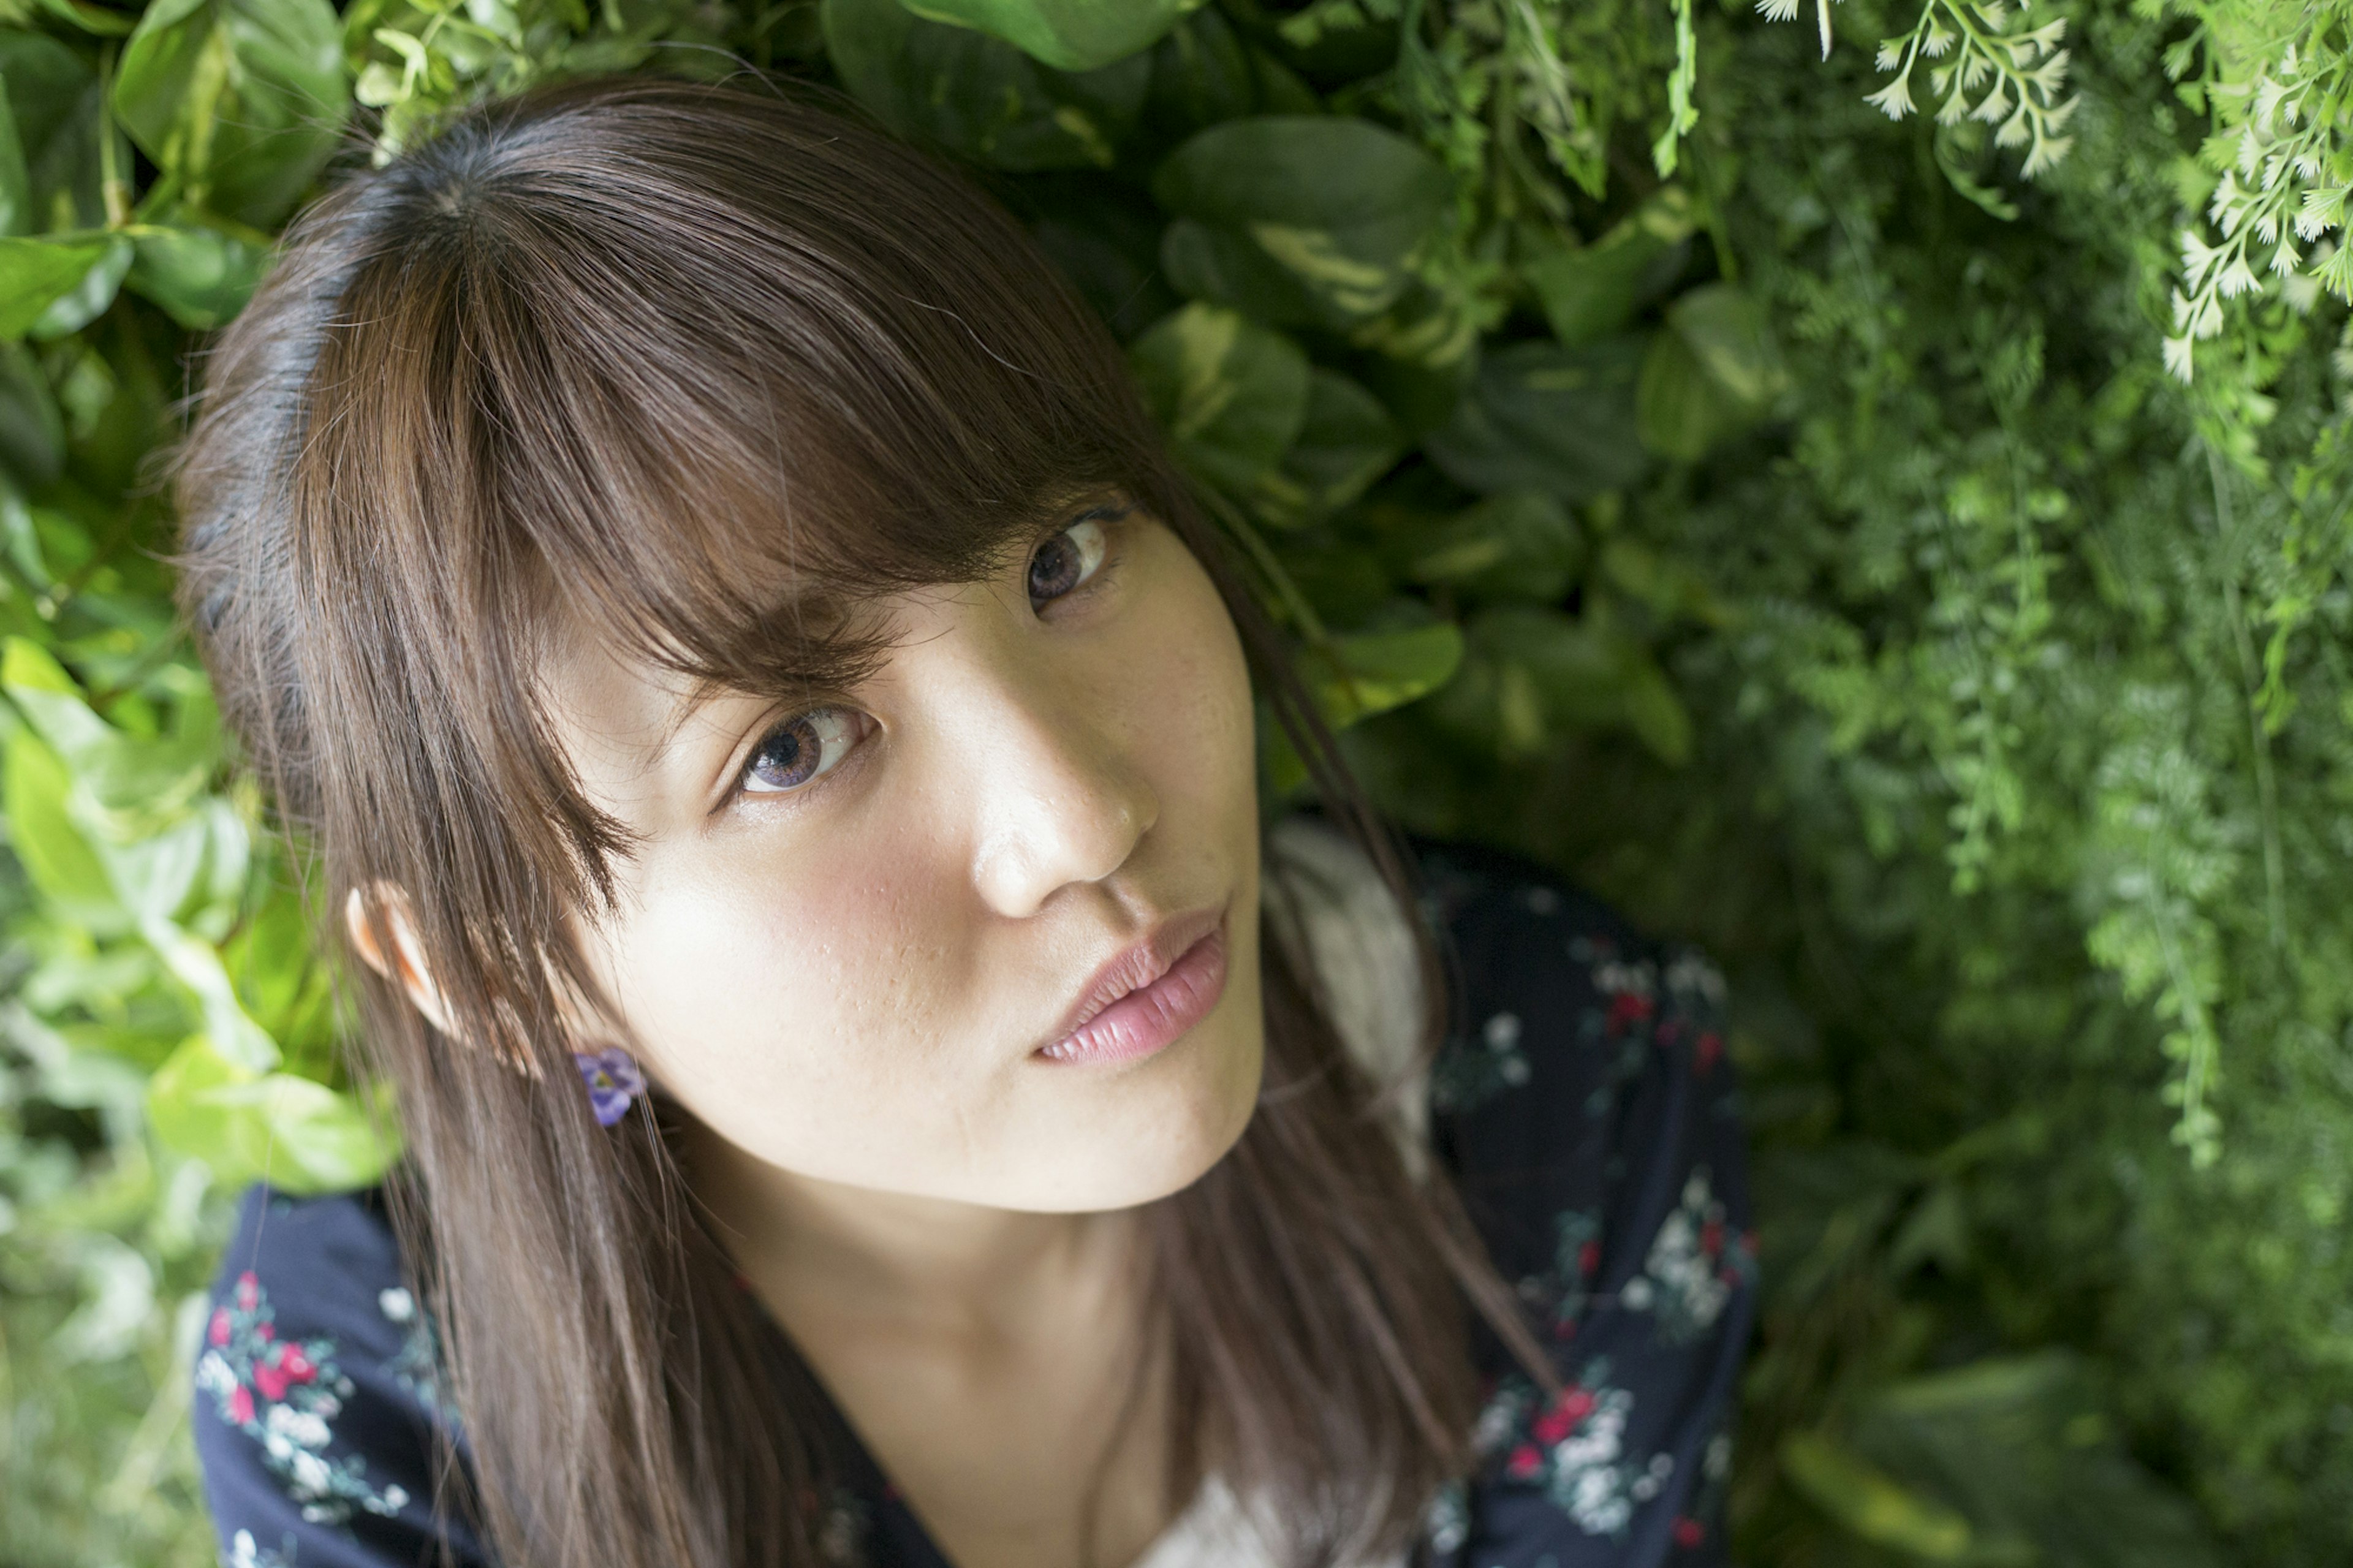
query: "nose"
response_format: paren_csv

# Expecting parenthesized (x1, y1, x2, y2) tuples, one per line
(959, 626, 1161, 919)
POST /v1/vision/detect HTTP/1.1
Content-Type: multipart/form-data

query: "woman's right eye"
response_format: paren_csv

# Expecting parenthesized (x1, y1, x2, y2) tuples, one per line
(740, 708, 869, 795)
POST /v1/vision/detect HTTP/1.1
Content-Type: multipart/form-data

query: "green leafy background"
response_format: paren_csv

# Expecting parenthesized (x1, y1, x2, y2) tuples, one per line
(2, 0, 2349, 1561)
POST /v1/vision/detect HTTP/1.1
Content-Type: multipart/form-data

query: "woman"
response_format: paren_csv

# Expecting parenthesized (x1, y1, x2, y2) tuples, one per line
(178, 75, 1753, 1568)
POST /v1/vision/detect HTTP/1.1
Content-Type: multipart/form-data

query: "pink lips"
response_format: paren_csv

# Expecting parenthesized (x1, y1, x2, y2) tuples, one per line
(1035, 906, 1230, 1065)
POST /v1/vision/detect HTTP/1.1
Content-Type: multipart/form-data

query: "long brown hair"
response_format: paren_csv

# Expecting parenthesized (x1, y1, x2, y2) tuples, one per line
(172, 74, 1552, 1568)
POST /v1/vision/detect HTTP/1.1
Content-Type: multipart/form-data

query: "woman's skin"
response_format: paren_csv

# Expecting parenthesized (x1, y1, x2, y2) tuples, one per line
(347, 499, 1268, 1568)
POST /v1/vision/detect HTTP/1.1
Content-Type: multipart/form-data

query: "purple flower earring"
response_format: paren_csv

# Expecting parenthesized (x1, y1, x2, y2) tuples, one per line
(574, 1048, 646, 1127)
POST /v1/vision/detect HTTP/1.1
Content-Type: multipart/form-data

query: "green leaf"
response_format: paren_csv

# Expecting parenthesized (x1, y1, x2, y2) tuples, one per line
(0, 340, 64, 485)
(0, 75, 34, 238)
(0, 31, 104, 233)
(1154, 116, 1449, 329)
(1637, 284, 1786, 460)
(1404, 490, 1586, 602)
(3, 727, 119, 923)
(124, 220, 270, 328)
(1248, 368, 1399, 528)
(1305, 622, 1463, 730)
(824, 0, 1150, 171)
(1127, 301, 1308, 494)
(1142, 9, 1256, 139)
(25, 232, 127, 338)
(112, 0, 349, 230)
(1520, 189, 1695, 346)
(898, 0, 1197, 72)
(1781, 1430, 1974, 1560)
(1428, 605, 1690, 763)
(4, 632, 108, 752)
(1423, 337, 1650, 501)
(0, 232, 115, 339)
(147, 1032, 394, 1192)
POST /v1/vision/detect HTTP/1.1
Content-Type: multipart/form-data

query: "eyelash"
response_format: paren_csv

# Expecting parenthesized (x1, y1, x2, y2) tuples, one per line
(730, 510, 1124, 803)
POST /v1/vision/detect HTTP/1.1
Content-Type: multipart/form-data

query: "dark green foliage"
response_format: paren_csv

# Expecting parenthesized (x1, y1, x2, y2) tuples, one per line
(1, 0, 2349, 1562)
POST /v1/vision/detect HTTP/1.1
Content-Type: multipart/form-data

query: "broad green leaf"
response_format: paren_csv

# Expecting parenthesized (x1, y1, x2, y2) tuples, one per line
(147, 1032, 393, 1192)
(1637, 285, 1786, 460)
(113, 0, 348, 230)
(28, 0, 138, 36)
(1423, 337, 1650, 501)
(0, 340, 63, 484)
(1154, 116, 1449, 329)
(3, 727, 118, 922)
(145, 914, 279, 1070)
(1142, 9, 1256, 139)
(898, 0, 1197, 72)
(1127, 301, 1308, 494)
(1665, 282, 1787, 406)
(1304, 621, 1463, 729)
(0, 232, 113, 338)
(1028, 176, 1175, 341)
(4, 632, 110, 754)
(1428, 605, 1690, 763)
(26, 231, 127, 337)
(0, 75, 32, 237)
(125, 220, 270, 328)
(1405, 491, 1586, 603)
(0, 29, 104, 233)
(1248, 368, 1399, 528)
(1781, 1430, 1974, 1560)
(1520, 188, 1695, 346)
(824, 0, 1150, 171)
(1635, 325, 1737, 461)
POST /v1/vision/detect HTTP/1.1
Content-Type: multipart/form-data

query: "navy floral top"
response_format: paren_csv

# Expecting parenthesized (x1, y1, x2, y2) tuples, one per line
(192, 832, 1756, 1568)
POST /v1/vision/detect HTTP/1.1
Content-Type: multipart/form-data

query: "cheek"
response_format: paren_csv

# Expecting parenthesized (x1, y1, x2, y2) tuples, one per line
(1120, 554, 1257, 812)
(595, 847, 985, 1165)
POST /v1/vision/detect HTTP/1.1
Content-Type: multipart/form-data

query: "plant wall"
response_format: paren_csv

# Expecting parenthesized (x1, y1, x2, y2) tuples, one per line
(0, 0, 2347, 1562)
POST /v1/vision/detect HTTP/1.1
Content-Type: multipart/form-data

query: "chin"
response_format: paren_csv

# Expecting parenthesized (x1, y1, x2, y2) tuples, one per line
(1023, 1010, 1265, 1213)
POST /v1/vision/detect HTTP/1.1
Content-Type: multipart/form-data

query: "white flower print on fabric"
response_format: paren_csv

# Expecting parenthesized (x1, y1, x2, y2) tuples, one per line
(198, 1270, 411, 1526)
(1477, 1358, 1679, 1539)
(1618, 1168, 1758, 1344)
(227, 1527, 301, 1568)
(1434, 1007, 1534, 1112)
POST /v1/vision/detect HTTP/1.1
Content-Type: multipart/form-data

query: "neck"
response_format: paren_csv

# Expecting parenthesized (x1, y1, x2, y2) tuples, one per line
(679, 1119, 1143, 1341)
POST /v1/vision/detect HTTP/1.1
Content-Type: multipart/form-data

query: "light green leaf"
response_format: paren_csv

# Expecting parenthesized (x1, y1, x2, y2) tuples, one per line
(147, 1032, 392, 1192)
(26, 232, 127, 338)
(1127, 301, 1309, 494)
(3, 727, 119, 923)
(124, 219, 271, 328)
(898, 0, 1198, 72)
(0, 232, 115, 339)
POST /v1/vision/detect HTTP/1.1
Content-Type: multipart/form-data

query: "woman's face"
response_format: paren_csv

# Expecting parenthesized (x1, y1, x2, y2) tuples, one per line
(542, 499, 1266, 1212)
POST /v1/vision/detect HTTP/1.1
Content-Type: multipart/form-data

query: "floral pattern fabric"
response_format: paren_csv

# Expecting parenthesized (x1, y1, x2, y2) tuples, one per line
(191, 827, 1754, 1568)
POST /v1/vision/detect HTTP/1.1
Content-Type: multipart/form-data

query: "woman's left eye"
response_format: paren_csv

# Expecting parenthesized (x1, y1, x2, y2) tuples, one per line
(1026, 517, 1110, 610)
(740, 707, 870, 795)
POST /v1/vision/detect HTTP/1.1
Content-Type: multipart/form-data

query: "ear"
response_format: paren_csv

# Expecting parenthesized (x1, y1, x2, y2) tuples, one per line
(344, 882, 457, 1036)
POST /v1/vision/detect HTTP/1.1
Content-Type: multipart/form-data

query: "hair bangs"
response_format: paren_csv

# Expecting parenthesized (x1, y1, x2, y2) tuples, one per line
(294, 75, 1166, 909)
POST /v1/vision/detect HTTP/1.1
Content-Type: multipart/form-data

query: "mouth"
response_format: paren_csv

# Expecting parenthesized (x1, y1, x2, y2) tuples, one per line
(1034, 901, 1231, 1066)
